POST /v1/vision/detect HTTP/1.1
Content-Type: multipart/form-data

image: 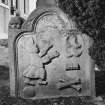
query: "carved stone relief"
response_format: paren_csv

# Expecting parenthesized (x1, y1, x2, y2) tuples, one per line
(17, 12, 94, 99)
(9, 17, 25, 29)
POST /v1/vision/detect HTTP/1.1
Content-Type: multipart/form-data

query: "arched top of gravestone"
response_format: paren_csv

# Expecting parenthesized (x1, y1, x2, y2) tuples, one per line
(22, 0, 59, 31)
(22, 5, 71, 32)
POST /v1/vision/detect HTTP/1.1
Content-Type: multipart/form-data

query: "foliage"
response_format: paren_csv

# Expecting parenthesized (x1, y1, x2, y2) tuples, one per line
(89, 40, 105, 71)
(58, 0, 105, 70)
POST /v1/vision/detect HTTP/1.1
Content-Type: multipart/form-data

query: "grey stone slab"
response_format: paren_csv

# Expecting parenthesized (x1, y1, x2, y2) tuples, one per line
(8, 5, 95, 100)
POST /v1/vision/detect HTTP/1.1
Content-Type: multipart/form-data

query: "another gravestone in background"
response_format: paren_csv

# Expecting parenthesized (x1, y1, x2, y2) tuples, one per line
(8, 10, 25, 96)
(8, 0, 95, 100)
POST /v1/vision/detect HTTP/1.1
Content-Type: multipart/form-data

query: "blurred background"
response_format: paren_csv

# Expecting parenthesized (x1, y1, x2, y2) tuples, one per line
(0, 0, 37, 39)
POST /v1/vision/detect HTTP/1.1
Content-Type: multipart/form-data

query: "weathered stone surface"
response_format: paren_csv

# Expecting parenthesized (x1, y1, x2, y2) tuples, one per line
(15, 12, 95, 99)
(23, 86, 36, 98)
(8, 4, 95, 100)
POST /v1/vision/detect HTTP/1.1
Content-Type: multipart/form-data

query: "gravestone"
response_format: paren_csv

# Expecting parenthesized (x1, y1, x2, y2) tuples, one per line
(8, 0, 95, 100)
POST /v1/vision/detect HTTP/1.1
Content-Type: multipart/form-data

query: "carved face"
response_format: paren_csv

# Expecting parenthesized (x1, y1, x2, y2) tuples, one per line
(36, 27, 56, 57)
(36, 32, 52, 49)
(65, 31, 84, 58)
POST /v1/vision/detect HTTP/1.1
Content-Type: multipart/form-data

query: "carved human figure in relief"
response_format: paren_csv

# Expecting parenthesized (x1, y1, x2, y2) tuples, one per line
(56, 30, 85, 92)
(23, 27, 61, 86)
(23, 37, 47, 85)
(65, 30, 84, 58)
(36, 27, 60, 63)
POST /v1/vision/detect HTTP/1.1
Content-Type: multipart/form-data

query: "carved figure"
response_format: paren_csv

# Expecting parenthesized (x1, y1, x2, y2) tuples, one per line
(36, 31, 54, 57)
(66, 31, 84, 58)
(23, 37, 47, 85)
(9, 10, 25, 29)
(55, 30, 84, 91)
(23, 27, 61, 86)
